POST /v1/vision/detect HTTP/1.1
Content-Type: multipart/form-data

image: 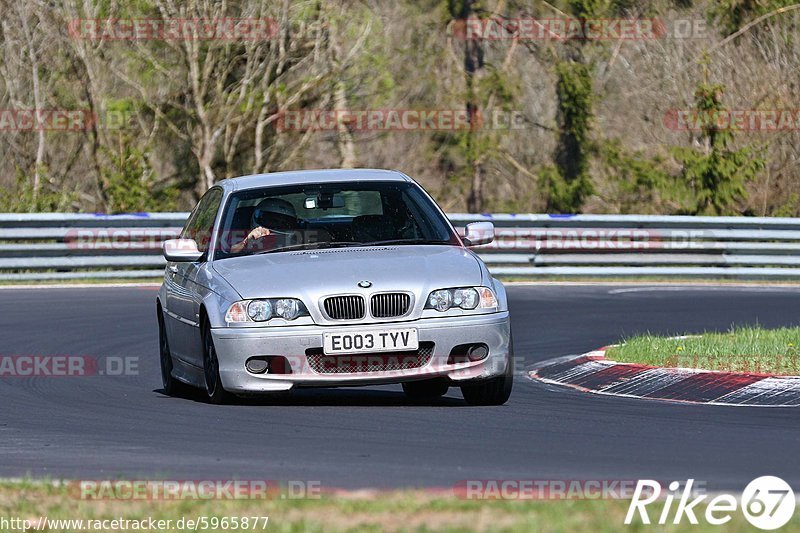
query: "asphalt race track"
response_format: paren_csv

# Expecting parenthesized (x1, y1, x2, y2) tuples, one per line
(1, 284, 799, 490)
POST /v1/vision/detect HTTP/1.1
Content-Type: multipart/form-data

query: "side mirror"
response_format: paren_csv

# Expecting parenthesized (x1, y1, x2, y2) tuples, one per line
(163, 238, 204, 262)
(463, 221, 494, 247)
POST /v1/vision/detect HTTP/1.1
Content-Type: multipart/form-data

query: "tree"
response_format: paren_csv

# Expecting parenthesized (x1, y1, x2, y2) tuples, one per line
(673, 81, 765, 215)
(544, 60, 595, 212)
(439, 0, 522, 213)
(110, 0, 346, 197)
(539, 0, 612, 213)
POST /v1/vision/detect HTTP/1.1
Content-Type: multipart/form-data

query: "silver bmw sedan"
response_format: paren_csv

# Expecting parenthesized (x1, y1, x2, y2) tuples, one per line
(157, 169, 513, 405)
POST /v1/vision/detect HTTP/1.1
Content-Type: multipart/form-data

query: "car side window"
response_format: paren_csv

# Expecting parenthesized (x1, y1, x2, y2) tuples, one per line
(181, 188, 223, 253)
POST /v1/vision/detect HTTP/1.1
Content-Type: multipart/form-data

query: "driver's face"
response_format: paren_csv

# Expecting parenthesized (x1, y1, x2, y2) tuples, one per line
(257, 212, 295, 231)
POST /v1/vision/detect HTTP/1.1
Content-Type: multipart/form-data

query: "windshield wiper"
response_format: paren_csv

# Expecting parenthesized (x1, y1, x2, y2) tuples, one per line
(363, 238, 450, 246)
(245, 238, 445, 255)
(253, 241, 365, 255)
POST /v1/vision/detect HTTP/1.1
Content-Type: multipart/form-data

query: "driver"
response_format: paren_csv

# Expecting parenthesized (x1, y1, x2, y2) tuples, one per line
(230, 198, 299, 253)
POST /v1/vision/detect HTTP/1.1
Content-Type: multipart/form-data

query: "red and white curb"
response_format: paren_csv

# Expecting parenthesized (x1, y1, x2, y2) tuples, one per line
(529, 348, 800, 407)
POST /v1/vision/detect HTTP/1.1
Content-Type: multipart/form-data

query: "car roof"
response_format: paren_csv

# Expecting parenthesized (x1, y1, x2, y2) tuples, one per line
(217, 169, 412, 192)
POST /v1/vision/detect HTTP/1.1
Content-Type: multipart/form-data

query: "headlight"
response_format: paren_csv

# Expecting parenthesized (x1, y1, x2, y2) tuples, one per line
(274, 298, 302, 320)
(427, 289, 453, 312)
(247, 300, 272, 321)
(453, 288, 479, 309)
(425, 287, 497, 312)
(225, 298, 308, 323)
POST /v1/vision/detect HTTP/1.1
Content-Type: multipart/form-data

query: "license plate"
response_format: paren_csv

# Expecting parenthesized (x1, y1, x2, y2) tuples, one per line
(323, 328, 419, 355)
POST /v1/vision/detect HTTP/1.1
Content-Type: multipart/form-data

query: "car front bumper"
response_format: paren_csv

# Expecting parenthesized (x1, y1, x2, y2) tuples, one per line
(211, 312, 511, 393)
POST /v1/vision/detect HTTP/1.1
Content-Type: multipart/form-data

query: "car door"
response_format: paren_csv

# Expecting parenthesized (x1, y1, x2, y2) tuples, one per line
(164, 187, 223, 367)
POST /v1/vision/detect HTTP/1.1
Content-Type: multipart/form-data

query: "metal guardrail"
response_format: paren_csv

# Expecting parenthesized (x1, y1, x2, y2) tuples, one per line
(3, 212, 800, 280)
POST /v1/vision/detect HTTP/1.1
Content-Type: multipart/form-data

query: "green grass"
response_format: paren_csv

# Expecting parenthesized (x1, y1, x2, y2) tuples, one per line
(1, 480, 797, 532)
(606, 326, 800, 375)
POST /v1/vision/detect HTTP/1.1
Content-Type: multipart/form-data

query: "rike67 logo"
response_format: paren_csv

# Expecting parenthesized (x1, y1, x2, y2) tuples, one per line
(625, 477, 795, 530)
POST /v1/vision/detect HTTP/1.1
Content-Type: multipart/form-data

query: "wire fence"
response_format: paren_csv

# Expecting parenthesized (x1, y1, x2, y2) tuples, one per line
(3, 212, 800, 280)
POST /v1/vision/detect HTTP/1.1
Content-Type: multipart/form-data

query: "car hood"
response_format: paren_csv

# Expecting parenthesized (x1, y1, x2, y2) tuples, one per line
(212, 245, 483, 301)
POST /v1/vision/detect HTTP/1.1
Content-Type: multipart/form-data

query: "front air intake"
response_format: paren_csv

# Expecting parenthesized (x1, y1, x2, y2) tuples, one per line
(370, 292, 412, 318)
(323, 295, 366, 320)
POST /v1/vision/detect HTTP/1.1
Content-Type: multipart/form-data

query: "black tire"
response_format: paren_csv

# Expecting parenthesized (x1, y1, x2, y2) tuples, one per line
(201, 318, 233, 405)
(460, 339, 514, 406)
(402, 379, 449, 401)
(158, 307, 185, 396)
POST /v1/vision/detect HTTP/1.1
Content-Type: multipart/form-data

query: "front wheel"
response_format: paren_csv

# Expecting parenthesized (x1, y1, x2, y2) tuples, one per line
(201, 319, 233, 405)
(460, 339, 514, 406)
(402, 379, 449, 401)
(158, 308, 185, 396)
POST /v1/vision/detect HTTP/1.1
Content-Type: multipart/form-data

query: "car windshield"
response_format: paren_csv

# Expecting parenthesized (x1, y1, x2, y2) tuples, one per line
(214, 180, 459, 260)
